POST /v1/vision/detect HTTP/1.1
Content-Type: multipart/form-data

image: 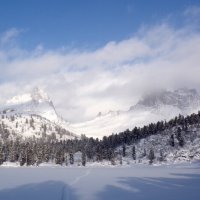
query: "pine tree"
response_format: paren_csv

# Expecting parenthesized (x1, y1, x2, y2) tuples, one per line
(148, 148, 155, 164)
(110, 156, 116, 165)
(60, 151, 65, 165)
(26, 146, 35, 166)
(95, 144, 103, 162)
(9, 143, 18, 162)
(169, 134, 175, 147)
(119, 150, 123, 165)
(55, 151, 62, 165)
(122, 144, 126, 157)
(10, 115, 15, 122)
(43, 144, 50, 163)
(81, 151, 86, 166)
(159, 149, 164, 162)
(132, 145, 136, 160)
(108, 149, 115, 165)
(19, 147, 26, 166)
(69, 153, 74, 165)
(143, 148, 147, 157)
(64, 153, 68, 166)
(36, 145, 43, 166)
(177, 127, 185, 147)
(0, 146, 4, 165)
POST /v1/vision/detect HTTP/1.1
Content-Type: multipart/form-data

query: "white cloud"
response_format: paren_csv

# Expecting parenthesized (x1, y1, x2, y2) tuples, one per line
(183, 5, 200, 26)
(0, 28, 22, 45)
(184, 5, 200, 17)
(0, 8, 200, 122)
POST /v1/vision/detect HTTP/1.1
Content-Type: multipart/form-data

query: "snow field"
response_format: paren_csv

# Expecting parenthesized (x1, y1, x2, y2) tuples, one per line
(0, 163, 200, 200)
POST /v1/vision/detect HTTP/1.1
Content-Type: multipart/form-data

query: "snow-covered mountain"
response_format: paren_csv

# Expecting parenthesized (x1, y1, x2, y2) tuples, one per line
(70, 88, 200, 138)
(131, 88, 200, 111)
(0, 87, 77, 140)
(1, 87, 200, 140)
(5, 87, 58, 122)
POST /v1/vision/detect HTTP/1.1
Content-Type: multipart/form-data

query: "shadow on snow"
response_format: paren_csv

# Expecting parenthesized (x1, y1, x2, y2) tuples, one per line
(0, 181, 78, 200)
(1, 171, 200, 200)
(96, 173, 200, 200)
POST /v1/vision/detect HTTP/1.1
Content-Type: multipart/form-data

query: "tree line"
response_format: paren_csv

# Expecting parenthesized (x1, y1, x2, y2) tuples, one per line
(0, 111, 200, 166)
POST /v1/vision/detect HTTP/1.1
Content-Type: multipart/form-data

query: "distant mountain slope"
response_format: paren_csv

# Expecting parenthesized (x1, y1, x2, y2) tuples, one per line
(0, 113, 77, 141)
(132, 88, 200, 110)
(70, 88, 200, 138)
(0, 87, 78, 140)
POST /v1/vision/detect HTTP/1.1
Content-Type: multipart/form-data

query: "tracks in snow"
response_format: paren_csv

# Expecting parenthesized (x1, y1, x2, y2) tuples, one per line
(70, 169, 91, 186)
(61, 169, 91, 200)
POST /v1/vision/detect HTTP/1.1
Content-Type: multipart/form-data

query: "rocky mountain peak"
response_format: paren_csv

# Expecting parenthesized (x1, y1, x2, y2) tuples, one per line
(31, 87, 50, 103)
(4, 87, 58, 122)
(132, 88, 200, 110)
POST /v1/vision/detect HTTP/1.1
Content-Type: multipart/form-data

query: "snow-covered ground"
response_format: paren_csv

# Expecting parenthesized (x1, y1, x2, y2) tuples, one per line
(69, 106, 183, 138)
(0, 163, 200, 200)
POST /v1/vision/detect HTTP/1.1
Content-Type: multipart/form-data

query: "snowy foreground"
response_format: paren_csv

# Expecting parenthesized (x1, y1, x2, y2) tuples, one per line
(0, 163, 200, 200)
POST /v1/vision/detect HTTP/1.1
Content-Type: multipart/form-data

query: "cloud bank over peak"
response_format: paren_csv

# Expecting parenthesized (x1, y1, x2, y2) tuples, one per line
(0, 6, 200, 122)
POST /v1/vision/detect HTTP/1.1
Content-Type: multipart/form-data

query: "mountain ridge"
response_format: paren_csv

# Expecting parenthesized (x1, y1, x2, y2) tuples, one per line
(132, 88, 200, 110)
(70, 88, 200, 138)
(1, 87, 200, 139)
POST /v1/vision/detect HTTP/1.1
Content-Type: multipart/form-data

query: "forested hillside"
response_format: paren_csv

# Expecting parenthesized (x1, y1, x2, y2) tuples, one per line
(0, 111, 200, 166)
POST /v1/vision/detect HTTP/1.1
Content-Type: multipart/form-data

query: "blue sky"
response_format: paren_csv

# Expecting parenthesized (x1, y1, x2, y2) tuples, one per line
(0, 0, 199, 49)
(0, 1, 200, 122)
